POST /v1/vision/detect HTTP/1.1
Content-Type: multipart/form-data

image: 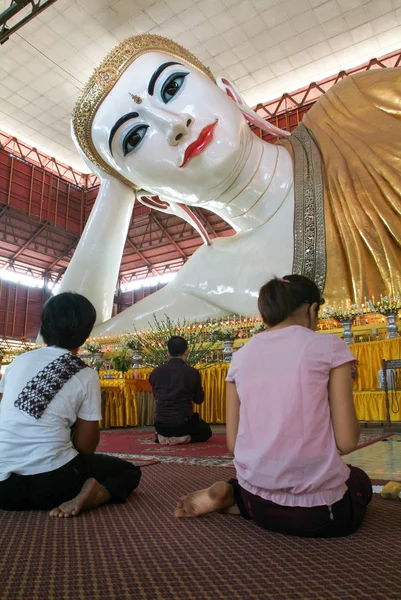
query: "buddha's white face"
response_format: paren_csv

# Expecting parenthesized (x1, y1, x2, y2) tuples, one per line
(92, 52, 248, 205)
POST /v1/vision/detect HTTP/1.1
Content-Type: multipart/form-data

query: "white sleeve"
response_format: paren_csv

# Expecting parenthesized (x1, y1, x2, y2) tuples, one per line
(77, 369, 102, 421)
(0, 366, 8, 393)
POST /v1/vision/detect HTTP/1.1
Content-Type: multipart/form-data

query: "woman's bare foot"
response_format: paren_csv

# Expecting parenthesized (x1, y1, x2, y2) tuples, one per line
(49, 478, 111, 518)
(174, 481, 236, 518)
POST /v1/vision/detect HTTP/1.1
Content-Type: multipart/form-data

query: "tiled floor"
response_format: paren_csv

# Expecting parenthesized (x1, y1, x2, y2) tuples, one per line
(344, 432, 401, 482)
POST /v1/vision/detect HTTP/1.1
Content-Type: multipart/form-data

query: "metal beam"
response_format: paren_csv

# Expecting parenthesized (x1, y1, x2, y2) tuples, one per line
(0, 205, 10, 222)
(150, 213, 189, 260)
(11, 221, 48, 260)
(126, 236, 159, 276)
(0, 0, 58, 45)
(46, 236, 78, 271)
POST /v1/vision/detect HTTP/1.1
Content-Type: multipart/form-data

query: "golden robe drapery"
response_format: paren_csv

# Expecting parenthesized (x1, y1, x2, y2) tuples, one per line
(302, 68, 401, 304)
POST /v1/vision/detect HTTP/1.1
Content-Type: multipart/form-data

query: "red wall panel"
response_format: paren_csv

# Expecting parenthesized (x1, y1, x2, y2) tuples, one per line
(0, 150, 84, 233)
(0, 280, 43, 340)
(115, 283, 167, 317)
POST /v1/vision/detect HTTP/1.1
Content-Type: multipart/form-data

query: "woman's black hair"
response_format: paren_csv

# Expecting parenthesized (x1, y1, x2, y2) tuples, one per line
(40, 292, 97, 350)
(258, 274, 324, 327)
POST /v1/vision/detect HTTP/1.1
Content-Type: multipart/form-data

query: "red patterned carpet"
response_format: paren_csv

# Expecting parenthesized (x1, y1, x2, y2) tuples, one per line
(0, 463, 400, 600)
(98, 431, 234, 466)
(97, 429, 393, 467)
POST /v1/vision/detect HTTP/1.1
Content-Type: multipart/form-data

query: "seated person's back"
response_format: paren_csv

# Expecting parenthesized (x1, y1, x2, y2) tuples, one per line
(230, 324, 351, 506)
(151, 357, 203, 423)
(0, 344, 100, 481)
(0, 292, 141, 517)
(174, 275, 372, 538)
(150, 336, 212, 444)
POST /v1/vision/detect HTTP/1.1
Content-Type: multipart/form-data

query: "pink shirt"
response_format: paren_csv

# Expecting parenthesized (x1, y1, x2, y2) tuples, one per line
(226, 326, 355, 508)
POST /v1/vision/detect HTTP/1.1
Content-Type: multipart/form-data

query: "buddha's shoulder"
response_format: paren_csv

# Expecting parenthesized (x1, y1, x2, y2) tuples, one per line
(321, 67, 401, 106)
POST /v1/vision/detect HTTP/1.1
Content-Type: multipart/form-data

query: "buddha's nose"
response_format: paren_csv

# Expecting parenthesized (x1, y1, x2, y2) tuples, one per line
(167, 114, 194, 147)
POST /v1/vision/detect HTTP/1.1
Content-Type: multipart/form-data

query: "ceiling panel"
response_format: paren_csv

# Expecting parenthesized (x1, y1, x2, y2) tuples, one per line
(0, 0, 399, 171)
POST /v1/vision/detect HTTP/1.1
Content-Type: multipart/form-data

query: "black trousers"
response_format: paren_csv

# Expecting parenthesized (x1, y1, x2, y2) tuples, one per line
(155, 412, 212, 443)
(230, 465, 372, 538)
(0, 453, 141, 511)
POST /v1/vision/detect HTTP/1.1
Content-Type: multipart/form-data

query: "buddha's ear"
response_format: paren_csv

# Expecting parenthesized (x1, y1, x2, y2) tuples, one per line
(215, 77, 290, 138)
(136, 191, 211, 246)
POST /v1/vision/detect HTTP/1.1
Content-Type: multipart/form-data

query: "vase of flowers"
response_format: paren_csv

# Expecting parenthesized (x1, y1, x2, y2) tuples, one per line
(374, 296, 401, 339)
(320, 305, 362, 345)
(83, 341, 101, 354)
(385, 312, 399, 339)
(341, 320, 353, 345)
(93, 359, 103, 373)
(121, 333, 143, 367)
(212, 326, 239, 362)
(250, 322, 267, 336)
(221, 339, 232, 362)
(131, 350, 141, 368)
(111, 348, 131, 377)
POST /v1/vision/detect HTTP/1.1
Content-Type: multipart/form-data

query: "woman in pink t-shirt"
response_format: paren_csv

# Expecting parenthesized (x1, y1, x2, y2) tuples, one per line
(175, 275, 372, 537)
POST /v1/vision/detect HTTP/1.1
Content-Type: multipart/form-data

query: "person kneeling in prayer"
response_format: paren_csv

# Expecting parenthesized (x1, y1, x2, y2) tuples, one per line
(0, 292, 141, 517)
(150, 336, 212, 445)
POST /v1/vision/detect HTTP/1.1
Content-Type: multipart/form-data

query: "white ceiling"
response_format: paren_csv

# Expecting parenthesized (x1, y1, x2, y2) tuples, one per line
(0, 0, 400, 172)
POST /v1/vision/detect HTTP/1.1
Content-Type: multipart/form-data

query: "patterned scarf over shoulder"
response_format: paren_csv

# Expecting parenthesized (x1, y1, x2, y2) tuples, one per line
(15, 352, 88, 420)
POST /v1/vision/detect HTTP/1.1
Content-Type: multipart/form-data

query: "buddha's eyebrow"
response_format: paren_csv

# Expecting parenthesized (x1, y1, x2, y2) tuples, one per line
(148, 61, 181, 96)
(108, 112, 139, 153)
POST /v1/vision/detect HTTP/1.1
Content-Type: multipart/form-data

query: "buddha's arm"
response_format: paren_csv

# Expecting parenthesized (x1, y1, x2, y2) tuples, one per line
(58, 177, 135, 324)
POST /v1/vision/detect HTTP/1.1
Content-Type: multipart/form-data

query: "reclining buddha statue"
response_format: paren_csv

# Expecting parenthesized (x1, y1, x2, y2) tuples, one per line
(59, 34, 401, 335)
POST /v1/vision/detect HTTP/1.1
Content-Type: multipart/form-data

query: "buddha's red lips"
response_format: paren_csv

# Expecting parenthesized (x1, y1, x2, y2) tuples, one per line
(179, 120, 218, 168)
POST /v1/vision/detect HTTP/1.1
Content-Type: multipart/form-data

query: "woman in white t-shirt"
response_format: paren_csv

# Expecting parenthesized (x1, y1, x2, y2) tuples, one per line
(0, 292, 141, 517)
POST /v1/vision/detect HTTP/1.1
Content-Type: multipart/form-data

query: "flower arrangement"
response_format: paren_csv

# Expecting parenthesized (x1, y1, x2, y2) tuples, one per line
(82, 341, 101, 354)
(15, 344, 37, 356)
(320, 304, 362, 323)
(373, 296, 401, 315)
(120, 333, 143, 352)
(93, 359, 104, 372)
(250, 322, 267, 335)
(133, 314, 215, 368)
(360, 300, 376, 314)
(111, 348, 131, 373)
(211, 326, 240, 342)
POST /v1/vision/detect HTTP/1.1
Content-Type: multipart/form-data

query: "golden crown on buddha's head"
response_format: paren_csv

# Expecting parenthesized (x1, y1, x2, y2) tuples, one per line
(73, 34, 214, 189)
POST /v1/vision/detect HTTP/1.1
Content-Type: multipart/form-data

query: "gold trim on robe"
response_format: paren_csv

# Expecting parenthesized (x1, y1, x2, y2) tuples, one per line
(283, 124, 326, 294)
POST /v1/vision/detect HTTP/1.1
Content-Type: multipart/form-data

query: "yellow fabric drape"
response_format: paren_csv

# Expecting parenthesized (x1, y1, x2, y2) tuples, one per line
(100, 379, 139, 427)
(353, 391, 401, 422)
(100, 368, 153, 380)
(303, 69, 401, 304)
(198, 364, 229, 423)
(100, 338, 401, 426)
(351, 337, 401, 391)
(100, 364, 229, 428)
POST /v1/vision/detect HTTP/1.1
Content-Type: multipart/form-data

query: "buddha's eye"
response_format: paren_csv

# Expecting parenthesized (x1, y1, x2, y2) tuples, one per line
(161, 72, 188, 104)
(122, 125, 149, 156)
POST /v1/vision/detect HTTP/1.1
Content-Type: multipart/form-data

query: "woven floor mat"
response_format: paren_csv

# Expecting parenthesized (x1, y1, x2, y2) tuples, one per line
(1, 462, 400, 600)
(98, 429, 393, 468)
